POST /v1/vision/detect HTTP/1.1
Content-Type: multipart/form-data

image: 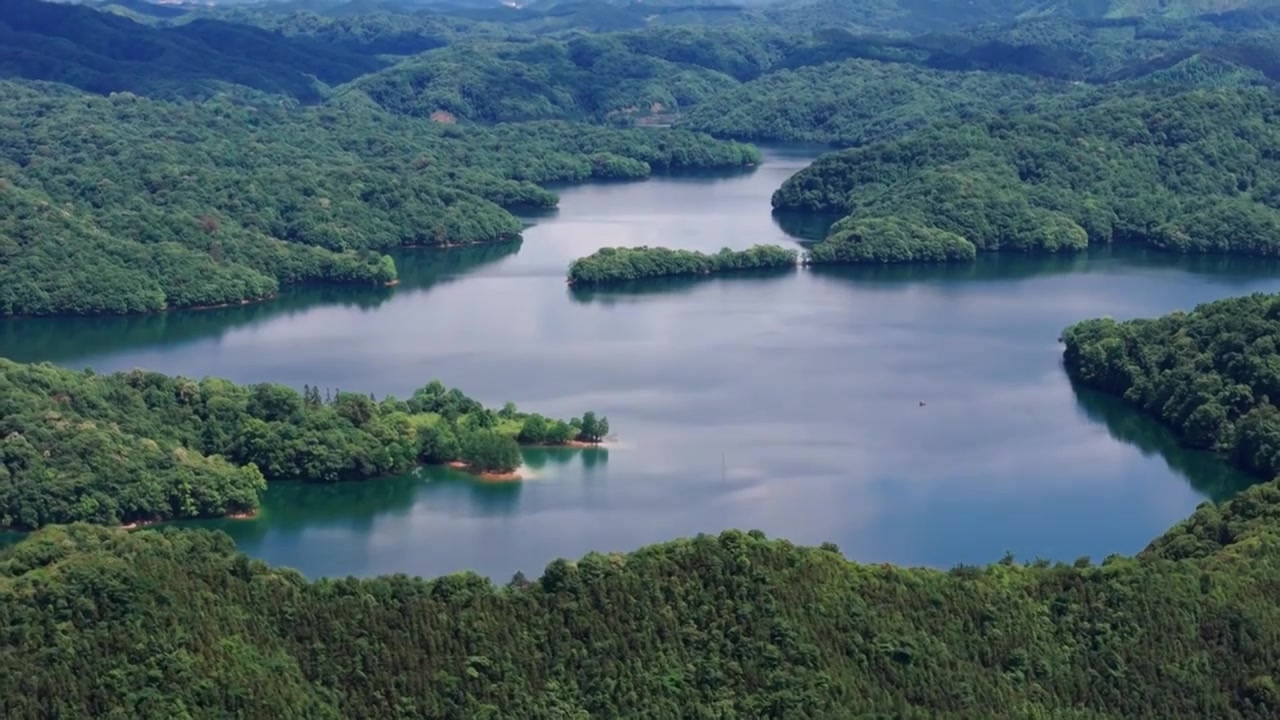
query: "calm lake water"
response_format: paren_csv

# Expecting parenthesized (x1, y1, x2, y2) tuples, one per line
(6, 145, 1280, 580)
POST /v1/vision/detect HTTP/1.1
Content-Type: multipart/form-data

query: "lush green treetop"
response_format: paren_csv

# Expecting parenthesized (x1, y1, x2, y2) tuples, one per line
(0, 358, 610, 529)
(0, 80, 758, 316)
(6, 475, 1280, 717)
(776, 86, 1280, 262)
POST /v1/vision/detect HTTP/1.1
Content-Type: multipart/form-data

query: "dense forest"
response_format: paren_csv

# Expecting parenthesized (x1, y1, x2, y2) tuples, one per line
(0, 80, 757, 316)
(0, 358, 608, 529)
(4, 0, 1280, 315)
(1063, 291, 1280, 481)
(679, 58, 1077, 145)
(775, 86, 1280, 262)
(9, 0, 1280, 716)
(567, 244, 798, 285)
(5, 479, 1280, 718)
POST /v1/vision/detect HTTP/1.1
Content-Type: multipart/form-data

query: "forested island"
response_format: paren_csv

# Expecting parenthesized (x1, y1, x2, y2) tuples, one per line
(0, 359, 609, 530)
(566, 244, 798, 286)
(5, 482, 1280, 717)
(1063, 292, 1280, 480)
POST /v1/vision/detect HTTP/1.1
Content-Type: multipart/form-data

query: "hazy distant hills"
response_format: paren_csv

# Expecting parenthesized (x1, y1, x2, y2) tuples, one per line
(0, 0, 383, 99)
(7, 0, 1279, 105)
(60, 0, 1280, 35)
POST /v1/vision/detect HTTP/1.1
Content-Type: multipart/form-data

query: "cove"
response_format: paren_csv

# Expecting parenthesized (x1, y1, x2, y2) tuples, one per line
(5, 145, 1280, 581)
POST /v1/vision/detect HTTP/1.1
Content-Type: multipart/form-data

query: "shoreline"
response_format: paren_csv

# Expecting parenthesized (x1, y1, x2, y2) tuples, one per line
(566, 263, 799, 288)
(559, 439, 605, 448)
(185, 295, 278, 312)
(1, 509, 259, 534)
(396, 235, 524, 250)
(121, 509, 258, 531)
(2, 438, 610, 533)
(4, 238, 532, 320)
(447, 461, 523, 482)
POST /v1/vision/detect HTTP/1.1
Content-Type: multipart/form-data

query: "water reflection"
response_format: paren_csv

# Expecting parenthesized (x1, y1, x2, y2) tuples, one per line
(1069, 379, 1255, 503)
(566, 268, 799, 305)
(808, 246, 1280, 287)
(0, 241, 523, 364)
(182, 448, 605, 534)
(772, 210, 842, 241)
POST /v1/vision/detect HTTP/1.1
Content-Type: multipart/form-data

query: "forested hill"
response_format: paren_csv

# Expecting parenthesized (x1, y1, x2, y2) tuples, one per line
(1063, 291, 1280, 481)
(158, 0, 1280, 36)
(0, 357, 610, 529)
(773, 86, 1280, 262)
(0, 81, 757, 316)
(0, 0, 384, 101)
(764, 0, 1280, 32)
(6, 479, 1280, 718)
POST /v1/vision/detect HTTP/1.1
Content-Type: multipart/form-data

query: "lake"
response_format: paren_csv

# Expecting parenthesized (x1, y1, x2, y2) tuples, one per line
(5, 144, 1280, 581)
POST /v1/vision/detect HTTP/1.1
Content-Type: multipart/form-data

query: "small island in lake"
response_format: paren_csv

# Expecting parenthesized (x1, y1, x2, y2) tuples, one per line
(567, 245, 798, 286)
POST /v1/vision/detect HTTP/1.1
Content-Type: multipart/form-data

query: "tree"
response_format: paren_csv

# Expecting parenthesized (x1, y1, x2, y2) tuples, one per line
(519, 414, 548, 444)
(460, 430, 521, 473)
(547, 420, 575, 444)
(418, 424, 460, 465)
(577, 411, 609, 443)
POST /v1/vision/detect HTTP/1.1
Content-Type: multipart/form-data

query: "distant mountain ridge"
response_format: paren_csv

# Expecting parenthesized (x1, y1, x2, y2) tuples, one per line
(68, 0, 1280, 26)
(764, 0, 1280, 33)
(0, 0, 384, 100)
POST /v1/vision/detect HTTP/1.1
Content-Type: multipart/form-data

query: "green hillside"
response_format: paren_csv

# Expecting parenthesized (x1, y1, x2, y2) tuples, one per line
(0, 81, 757, 316)
(0, 0, 383, 101)
(773, 87, 1280, 261)
(5, 481, 1280, 718)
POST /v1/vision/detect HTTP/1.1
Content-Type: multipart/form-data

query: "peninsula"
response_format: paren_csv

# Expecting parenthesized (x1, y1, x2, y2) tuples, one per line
(0, 359, 610, 530)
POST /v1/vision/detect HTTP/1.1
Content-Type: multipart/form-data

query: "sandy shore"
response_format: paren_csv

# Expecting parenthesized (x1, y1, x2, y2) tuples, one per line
(120, 508, 258, 530)
(448, 460, 523, 482)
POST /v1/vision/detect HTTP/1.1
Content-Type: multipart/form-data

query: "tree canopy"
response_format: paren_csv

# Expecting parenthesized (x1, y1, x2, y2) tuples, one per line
(567, 244, 798, 286)
(0, 359, 609, 529)
(776, 87, 1280, 262)
(7, 480, 1280, 717)
(1063, 291, 1280, 480)
(0, 80, 758, 316)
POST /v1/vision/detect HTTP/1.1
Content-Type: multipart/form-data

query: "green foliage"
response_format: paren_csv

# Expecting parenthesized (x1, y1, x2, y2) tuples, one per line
(681, 58, 1077, 145)
(10, 480, 1280, 717)
(331, 24, 826, 125)
(204, 7, 467, 56)
(808, 217, 977, 264)
(460, 430, 522, 473)
(1062, 292, 1280, 479)
(0, 81, 758, 316)
(576, 411, 610, 443)
(567, 244, 798, 286)
(764, 0, 1280, 33)
(0, 360, 604, 528)
(777, 87, 1280, 261)
(0, 0, 382, 101)
(340, 35, 743, 123)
